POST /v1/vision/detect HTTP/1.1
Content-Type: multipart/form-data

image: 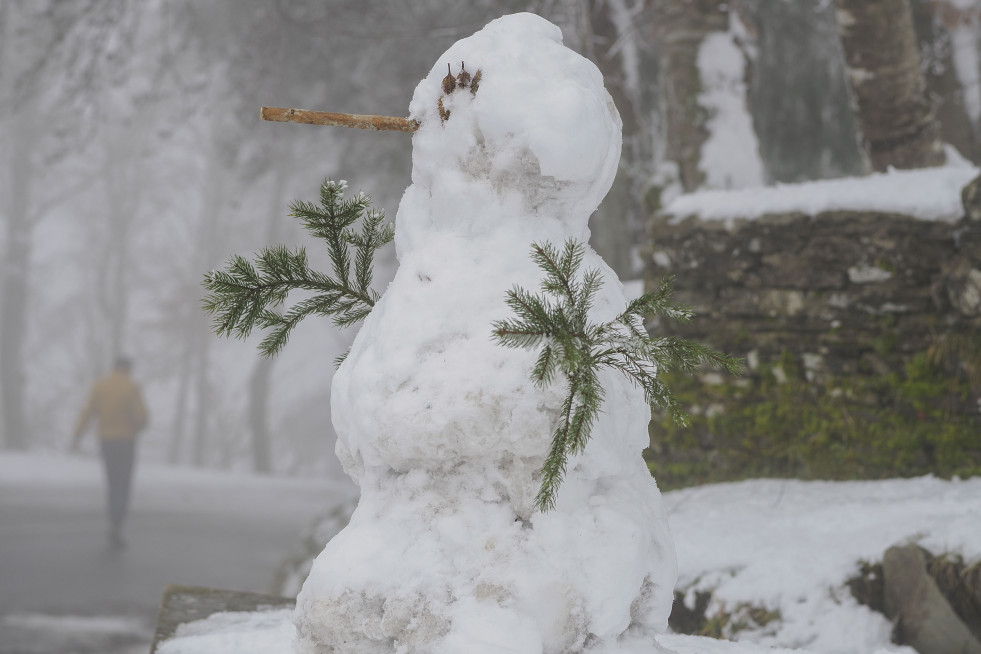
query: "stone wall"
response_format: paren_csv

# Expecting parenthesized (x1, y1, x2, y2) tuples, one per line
(641, 179, 981, 486)
(646, 205, 981, 387)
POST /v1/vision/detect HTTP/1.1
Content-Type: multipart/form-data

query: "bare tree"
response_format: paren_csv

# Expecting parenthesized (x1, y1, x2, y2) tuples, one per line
(246, 160, 290, 474)
(834, 0, 946, 171)
(0, 1, 138, 449)
(560, 0, 659, 277)
(740, 0, 865, 183)
(649, 0, 729, 191)
(912, 0, 981, 163)
(0, 3, 39, 450)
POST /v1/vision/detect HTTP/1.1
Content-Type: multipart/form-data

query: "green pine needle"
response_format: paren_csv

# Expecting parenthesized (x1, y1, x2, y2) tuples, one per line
(493, 239, 743, 513)
(202, 179, 392, 365)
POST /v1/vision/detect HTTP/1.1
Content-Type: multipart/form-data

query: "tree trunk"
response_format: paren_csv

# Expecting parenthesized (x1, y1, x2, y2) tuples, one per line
(248, 356, 273, 473)
(99, 133, 140, 361)
(246, 163, 287, 475)
(912, 0, 981, 163)
(168, 331, 193, 464)
(834, 0, 946, 171)
(0, 3, 31, 450)
(649, 0, 729, 192)
(575, 0, 650, 277)
(0, 114, 35, 450)
(742, 0, 866, 183)
(190, 331, 211, 467)
(189, 144, 226, 467)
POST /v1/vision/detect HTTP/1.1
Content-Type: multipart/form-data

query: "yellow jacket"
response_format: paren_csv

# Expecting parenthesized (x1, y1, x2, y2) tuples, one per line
(75, 371, 149, 441)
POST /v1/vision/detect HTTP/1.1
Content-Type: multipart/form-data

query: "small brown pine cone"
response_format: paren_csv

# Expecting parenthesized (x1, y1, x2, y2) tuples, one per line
(456, 62, 472, 90)
(438, 96, 450, 123)
(441, 63, 456, 95)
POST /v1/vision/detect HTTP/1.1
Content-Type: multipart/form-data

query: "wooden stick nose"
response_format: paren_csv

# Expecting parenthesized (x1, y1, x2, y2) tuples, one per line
(260, 106, 419, 132)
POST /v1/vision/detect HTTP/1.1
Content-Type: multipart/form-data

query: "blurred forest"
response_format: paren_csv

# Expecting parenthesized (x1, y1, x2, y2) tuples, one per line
(1, 0, 978, 475)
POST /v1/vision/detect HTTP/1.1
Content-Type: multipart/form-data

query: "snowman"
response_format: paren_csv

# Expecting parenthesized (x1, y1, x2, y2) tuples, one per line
(293, 13, 677, 654)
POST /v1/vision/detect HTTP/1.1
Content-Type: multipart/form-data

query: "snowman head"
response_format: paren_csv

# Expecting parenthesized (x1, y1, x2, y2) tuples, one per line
(404, 13, 622, 238)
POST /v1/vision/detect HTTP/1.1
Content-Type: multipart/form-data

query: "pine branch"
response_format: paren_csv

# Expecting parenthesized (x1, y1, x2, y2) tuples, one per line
(494, 239, 743, 512)
(532, 344, 557, 388)
(333, 348, 352, 369)
(202, 179, 392, 358)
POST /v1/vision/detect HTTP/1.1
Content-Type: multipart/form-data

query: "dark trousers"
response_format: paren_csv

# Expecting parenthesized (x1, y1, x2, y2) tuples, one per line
(100, 439, 136, 529)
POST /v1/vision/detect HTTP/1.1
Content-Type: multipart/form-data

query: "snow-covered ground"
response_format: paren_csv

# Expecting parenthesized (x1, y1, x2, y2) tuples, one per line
(3, 452, 978, 654)
(0, 452, 354, 654)
(0, 613, 150, 654)
(666, 477, 980, 653)
(155, 474, 981, 654)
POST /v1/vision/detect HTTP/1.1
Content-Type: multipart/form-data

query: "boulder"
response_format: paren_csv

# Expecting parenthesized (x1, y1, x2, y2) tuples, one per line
(961, 173, 981, 222)
(882, 545, 981, 654)
(150, 584, 295, 653)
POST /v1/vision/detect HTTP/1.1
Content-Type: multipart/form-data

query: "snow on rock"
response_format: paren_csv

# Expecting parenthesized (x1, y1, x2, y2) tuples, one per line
(665, 164, 979, 224)
(293, 13, 676, 654)
(666, 476, 981, 654)
(157, 609, 296, 654)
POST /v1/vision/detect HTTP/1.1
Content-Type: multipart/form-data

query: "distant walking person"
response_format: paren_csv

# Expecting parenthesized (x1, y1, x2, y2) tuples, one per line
(72, 357, 148, 547)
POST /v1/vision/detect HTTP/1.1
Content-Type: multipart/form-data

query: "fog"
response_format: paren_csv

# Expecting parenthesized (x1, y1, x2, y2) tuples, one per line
(9, 1, 971, 476)
(3, 1, 981, 652)
(1, 1, 547, 473)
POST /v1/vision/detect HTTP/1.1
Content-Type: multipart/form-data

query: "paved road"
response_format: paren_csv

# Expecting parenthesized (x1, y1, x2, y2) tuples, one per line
(0, 458, 353, 654)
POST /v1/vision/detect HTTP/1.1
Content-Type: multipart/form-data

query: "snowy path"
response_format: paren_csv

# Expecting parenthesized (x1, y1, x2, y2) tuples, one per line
(0, 453, 354, 654)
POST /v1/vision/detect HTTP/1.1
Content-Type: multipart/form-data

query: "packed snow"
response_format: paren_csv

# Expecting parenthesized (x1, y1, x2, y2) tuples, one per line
(156, 475, 981, 654)
(665, 164, 978, 224)
(696, 14, 766, 190)
(290, 13, 677, 654)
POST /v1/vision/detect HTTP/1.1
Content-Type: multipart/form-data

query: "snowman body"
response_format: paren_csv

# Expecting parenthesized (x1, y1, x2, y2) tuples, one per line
(294, 14, 677, 654)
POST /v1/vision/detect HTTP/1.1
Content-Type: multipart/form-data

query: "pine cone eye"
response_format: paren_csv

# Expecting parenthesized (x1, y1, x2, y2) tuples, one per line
(438, 97, 450, 124)
(436, 63, 481, 125)
(456, 61, 472, 89)
(441, 63, 457, 95)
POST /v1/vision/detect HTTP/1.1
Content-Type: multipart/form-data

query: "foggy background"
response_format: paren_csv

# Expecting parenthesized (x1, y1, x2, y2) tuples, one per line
(1, 0, 978, 476)
(2, 1, 542, 474)
(1, 0, 669, 475)
(4, 2, 981, 653)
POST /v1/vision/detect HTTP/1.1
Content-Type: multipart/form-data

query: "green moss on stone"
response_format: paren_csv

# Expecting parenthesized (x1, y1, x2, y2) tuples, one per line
(647, 347, 981, 490)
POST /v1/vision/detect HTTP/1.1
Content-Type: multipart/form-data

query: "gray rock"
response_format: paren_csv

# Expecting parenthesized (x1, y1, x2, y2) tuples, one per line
(150, 584, 295, 653)
(961, 174, 981, 222)
(883, 545, 981, 654)
(944, 258, 981, 316)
